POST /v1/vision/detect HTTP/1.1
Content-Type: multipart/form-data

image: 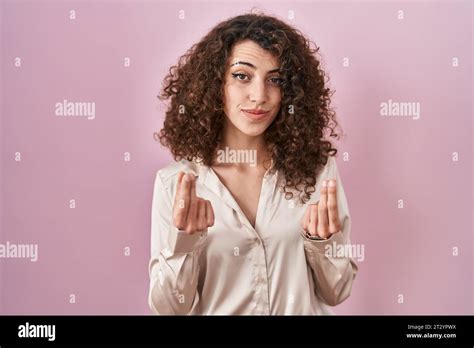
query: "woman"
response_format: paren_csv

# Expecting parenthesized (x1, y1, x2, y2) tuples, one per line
(148, 12, 358, 315)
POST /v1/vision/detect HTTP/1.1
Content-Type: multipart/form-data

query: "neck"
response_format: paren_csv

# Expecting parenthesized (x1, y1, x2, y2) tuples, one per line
(213, 121, 272, 169)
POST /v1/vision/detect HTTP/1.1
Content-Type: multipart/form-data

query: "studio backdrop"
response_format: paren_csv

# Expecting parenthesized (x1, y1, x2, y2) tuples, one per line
(0, 0, 472, 314)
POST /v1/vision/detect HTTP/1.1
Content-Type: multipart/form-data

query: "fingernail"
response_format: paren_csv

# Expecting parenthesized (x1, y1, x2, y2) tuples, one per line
(322, 180, 328, 187)
(184, 174, 191, 182)
(329, 180, 336, 187)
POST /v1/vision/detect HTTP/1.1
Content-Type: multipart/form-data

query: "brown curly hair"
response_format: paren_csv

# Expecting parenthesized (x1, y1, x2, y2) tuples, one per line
(154, 11, 344, 204)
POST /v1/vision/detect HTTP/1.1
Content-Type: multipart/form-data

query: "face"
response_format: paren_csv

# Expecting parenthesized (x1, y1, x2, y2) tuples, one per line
(222, 39, 283, 138)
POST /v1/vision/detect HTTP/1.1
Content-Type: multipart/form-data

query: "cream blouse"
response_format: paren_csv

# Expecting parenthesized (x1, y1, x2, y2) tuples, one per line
(148, 156, 358, 315)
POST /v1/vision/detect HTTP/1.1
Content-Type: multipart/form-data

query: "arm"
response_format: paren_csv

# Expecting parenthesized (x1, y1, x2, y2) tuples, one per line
(148, 171, 208, 315)
(301, 226, 358, 306)
(300, 157, 358, 306)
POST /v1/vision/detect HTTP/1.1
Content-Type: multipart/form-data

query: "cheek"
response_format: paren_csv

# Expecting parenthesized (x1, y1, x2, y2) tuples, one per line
(270, 89, 282, 106)
(224, 85, 245, 112)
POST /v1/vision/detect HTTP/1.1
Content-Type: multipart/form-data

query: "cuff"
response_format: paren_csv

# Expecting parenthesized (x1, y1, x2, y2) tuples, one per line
(300, 229, 346, 254)
(167, 226, 208, 254)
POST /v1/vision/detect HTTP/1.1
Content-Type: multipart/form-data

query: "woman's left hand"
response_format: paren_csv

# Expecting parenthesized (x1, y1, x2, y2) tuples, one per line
(301, 179, 342, 239)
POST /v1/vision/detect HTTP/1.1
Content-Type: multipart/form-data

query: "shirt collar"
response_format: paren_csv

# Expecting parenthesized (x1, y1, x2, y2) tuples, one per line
(194, 159, 280, 231)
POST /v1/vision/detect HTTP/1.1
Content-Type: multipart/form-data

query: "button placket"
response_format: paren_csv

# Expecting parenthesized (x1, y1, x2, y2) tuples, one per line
(252, 176, 272, 315)
(252, 243, 270, 314)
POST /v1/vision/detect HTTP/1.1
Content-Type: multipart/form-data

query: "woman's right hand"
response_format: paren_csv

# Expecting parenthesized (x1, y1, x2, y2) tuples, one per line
(172, 171, 215, 234)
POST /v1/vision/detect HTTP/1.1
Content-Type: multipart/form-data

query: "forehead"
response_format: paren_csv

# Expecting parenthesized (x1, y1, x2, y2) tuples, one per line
(228, 40, 279, 68)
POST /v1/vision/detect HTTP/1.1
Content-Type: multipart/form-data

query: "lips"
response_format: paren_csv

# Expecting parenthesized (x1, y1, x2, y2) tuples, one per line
(241, 109, 270, 121)
(242, 108, 269, 115)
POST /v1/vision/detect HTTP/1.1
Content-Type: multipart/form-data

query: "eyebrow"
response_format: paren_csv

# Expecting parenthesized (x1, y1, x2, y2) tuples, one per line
(230, 61, 280, 74)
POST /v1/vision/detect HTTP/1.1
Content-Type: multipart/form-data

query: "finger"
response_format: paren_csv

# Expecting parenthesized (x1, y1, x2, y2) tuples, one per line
(318, 181, 330, 238)
(327, 179, 342, 234)
(185, 174, 198, 233)
(196, 199, 207, 231)
(301, 204, 311, 233)
(320, 179, 328, 206)
(173, 171, 185, 207)
(205, 200, 215, 227)
(172, 172, 191, 229)
(308, 203, 318, 236)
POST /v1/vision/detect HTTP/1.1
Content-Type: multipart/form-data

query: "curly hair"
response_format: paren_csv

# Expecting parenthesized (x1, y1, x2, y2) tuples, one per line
(154, 11, 344, 204)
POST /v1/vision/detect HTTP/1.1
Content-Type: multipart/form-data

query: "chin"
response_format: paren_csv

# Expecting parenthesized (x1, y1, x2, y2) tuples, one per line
(240, 127, 267, 137)
(236, 120, 273, 137)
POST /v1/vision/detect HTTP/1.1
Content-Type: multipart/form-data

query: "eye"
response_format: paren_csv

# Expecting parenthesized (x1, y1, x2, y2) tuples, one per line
(269, 77, 284, 86)
(231, 73, 249, 81)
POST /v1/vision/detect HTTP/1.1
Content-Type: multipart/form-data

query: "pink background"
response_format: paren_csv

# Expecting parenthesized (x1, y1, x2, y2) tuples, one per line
(1, 0, 472, 314)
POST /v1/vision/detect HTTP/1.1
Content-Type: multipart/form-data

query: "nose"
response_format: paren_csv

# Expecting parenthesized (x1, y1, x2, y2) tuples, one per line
(248, 77, 267, 105)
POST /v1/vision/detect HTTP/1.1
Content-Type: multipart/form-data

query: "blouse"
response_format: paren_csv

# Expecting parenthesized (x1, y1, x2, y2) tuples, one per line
(148, 155, 358, 315)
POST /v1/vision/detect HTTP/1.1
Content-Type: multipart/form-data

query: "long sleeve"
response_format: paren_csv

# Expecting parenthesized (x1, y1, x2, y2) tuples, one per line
(300, 157, 358, 307)
(148, 170, 207, 315)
